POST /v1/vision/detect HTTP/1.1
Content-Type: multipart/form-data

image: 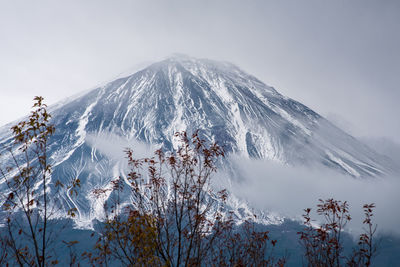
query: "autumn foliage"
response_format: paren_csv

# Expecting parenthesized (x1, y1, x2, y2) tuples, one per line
(89, 131, 286, 266)
(0, 97, 80, 266)
(0, 97, 379, 266)
(298, 199, 377, 267)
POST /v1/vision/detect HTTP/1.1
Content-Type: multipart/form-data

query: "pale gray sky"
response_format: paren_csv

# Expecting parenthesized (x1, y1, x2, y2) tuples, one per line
(1, 0, 399, 142)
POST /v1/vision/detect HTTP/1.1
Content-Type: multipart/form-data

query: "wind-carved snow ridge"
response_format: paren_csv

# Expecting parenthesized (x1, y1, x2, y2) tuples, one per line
(76, 98, 98, 146)
(167, 65, 186, 149)
(250, 87, 312, 136)
(200, 76, 247, 155)
(231, 102, 248, 154)
(325, 151, 360, 178)
(52, 88, 105, 168)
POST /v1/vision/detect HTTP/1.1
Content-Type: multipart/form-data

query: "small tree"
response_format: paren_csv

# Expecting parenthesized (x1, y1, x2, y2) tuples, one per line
(0, 96, 79, 266)
(298, 199, 377, 267)
(86, 179, 161, 266)
(346, 204, 377, 267)
(92, 131, 286, 266)
(212, 218, 286, 267)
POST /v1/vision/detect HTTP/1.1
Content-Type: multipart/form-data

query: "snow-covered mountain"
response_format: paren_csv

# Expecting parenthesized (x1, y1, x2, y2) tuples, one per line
(0, 55, 396, 226)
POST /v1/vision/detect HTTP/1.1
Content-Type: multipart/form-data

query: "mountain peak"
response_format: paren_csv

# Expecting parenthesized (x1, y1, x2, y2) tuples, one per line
(152, 54, 244, 77)
(2, 57, 396, 178)
(37, 56, 393, 178)
(1, 55, 396, 227)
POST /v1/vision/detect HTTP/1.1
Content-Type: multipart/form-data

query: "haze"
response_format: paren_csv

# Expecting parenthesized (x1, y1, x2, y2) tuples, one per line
(1, 0, 399, 145)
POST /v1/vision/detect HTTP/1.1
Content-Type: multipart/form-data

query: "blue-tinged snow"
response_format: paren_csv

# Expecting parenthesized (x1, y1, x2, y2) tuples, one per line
(0, 55, 397, 229)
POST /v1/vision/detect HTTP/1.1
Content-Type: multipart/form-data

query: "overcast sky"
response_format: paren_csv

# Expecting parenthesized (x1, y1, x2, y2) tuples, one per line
(1, 0, 399, 143)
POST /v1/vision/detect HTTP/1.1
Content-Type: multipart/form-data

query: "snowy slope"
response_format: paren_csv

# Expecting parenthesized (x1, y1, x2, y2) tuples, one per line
(0, 55, 396, 226)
